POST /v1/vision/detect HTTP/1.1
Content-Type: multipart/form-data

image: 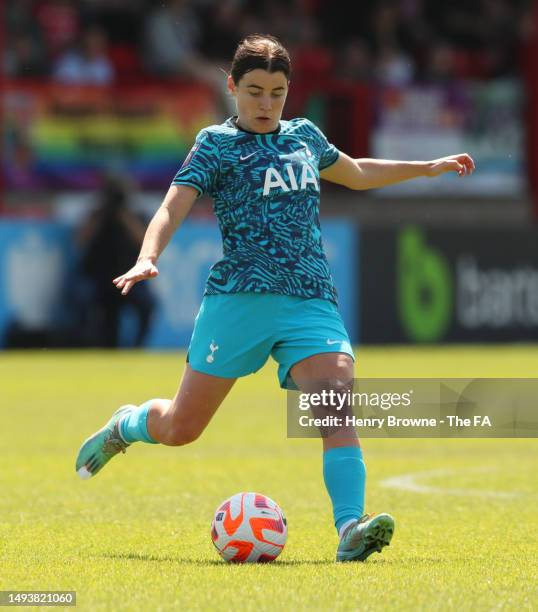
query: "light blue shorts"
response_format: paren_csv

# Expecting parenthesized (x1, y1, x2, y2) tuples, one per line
(187, 293, 354, 389)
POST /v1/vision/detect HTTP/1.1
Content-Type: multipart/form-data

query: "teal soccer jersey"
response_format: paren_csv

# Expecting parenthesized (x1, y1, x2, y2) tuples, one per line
(172, 117, 340, 303)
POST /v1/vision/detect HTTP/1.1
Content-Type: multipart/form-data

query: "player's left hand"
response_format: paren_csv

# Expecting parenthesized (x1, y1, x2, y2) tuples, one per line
(426, 153, 475, 178)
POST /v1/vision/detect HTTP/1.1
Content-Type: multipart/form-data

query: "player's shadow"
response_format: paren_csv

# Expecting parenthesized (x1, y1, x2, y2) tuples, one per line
(101, 553, 447, 566)
(100, 552, 331, 566)
(370, 556, 446, 565)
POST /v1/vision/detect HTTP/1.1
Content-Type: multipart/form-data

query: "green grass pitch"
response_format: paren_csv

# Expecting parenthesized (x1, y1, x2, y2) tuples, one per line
(1, 346, 537, 610)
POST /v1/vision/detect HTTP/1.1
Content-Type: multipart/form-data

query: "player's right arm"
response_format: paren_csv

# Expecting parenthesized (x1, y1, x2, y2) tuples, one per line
(113, 184, 198, 295)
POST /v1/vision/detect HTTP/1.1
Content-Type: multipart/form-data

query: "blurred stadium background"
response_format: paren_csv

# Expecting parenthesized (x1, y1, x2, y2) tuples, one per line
(2, 0, 538, 350)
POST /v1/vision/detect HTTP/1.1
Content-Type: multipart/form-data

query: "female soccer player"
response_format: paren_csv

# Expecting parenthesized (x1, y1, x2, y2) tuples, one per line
(76, 35, 475, 562)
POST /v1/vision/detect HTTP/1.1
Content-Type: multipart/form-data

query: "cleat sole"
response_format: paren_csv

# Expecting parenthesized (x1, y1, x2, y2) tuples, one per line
(336, 514, 395, 562)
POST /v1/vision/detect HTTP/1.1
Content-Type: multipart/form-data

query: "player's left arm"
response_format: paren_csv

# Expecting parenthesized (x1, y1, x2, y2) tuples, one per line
(319, 150, 475, 190)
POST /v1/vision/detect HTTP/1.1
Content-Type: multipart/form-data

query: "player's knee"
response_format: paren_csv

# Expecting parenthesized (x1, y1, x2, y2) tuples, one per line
(331, 372, 353, 394)
(329, 359, 354, 389)
(304, 371, 354, 425)
(299, 358, 353, 395)
(312, 374, 354, 405)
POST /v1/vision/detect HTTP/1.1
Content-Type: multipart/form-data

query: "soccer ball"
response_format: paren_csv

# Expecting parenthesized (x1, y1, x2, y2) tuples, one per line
(211, 492, 288, 563)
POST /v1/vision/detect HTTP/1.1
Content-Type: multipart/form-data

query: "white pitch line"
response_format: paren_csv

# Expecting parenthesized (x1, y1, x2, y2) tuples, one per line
(380, 468, 524, 499)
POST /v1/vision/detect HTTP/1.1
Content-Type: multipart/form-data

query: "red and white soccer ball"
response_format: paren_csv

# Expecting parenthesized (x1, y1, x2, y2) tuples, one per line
(211, 492, 288, 563)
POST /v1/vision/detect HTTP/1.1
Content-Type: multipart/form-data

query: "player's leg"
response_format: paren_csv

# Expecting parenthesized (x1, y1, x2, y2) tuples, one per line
(274, 298, 364, 536)
(76, 293, 275, 480)
(75, 365, 235, 479)
(290, 351, 358, 450)
(290, 352, 394, 561)
(274, 296, 394, 561)
(145, 366, 236, 445)
(290, 352, 365, 533)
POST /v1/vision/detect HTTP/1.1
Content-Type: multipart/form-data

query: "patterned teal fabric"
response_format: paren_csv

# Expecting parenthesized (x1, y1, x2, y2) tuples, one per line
(173, 117, 340, 303)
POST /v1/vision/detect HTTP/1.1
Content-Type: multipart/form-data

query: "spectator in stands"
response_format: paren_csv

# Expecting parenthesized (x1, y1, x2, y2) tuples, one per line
(336, 38, 372, 83)
(80, 0, 146, 44)
(422, 42, 457, 83)
(361, 3, 416, 86)
(288, 17, 334, 83)
(397, 0, 434, 69)
(77, 175, 155, 348)
(4, 0, 531, 89)
(5, 0, 48, 77)
(144, 0, 234, 115)
(376, 45, 415, 86)
(4, 32, 48, 78)
(144, 0, 203, 77)
(251, 0, 299, 46)
(199, 0, 243, 62)
(7, 0, 44, 42)
(369, 3, 407, 55)
(79, 0, 146, 80)
(53, 26, 114, 85)
(34, 0, 81, 58)
(478, 0, 522, 77)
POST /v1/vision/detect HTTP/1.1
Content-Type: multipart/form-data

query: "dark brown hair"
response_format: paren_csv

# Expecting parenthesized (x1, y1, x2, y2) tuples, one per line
(230, 34, 291, 84)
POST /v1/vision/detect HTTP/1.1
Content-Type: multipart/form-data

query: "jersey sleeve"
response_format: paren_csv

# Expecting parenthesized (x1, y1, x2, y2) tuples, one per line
(172, 128, 220, 196)
(305, 119, 339, 170)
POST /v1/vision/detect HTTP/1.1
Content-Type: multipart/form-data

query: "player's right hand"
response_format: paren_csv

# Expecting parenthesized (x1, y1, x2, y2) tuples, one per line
(113, 259, 159, 295)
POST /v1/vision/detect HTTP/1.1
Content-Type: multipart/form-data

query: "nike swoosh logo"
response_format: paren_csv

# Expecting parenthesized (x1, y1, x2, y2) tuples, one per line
(240, 152, 256, 160)
(326, 339, 342, 345)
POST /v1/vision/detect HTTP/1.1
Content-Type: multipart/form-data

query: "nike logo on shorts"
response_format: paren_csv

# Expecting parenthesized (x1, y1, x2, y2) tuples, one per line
(240, 152, 256, 161)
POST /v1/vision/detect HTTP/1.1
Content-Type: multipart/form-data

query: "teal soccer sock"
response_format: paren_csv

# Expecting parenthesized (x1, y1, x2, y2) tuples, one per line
(119, 401, 159, 444)
(323, 446, 366, 534)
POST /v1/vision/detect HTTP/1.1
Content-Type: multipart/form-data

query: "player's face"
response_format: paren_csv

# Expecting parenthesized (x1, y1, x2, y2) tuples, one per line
(228, 69, 289, 134)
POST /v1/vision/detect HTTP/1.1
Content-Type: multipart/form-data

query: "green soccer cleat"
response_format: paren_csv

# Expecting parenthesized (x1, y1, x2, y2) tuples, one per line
(75, 405, 134, 480)
(336, 513, 395, 562)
